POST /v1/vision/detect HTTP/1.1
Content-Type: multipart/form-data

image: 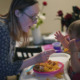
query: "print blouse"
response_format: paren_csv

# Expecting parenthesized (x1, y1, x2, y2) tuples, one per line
(0, 19, 23, 80)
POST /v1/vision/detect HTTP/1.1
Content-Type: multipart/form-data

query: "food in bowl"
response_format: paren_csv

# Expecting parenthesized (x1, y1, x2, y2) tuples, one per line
(33, 60, 64, 77)
(33, 60, 60, 72)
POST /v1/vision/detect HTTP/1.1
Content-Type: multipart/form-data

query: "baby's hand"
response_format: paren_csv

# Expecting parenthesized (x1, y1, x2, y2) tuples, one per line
(69, 39, 78, 54)
(54, 31, 69, 48)
(54, 31, 65, 42)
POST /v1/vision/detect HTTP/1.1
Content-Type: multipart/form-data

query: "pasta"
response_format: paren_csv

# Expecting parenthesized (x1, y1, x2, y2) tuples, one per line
(33, 60, 60, 72)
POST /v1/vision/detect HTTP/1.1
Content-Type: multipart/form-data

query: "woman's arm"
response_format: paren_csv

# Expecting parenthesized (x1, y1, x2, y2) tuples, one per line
(19, 56, 36, 70)
(20, 49, 55, 70)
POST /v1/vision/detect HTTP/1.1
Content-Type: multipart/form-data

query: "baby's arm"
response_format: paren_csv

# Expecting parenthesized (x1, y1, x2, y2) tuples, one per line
(69, 39, 80, 72)
(54, 31, 69, 48)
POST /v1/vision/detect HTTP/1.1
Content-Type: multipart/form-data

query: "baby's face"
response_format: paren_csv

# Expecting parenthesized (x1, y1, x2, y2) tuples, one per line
(69, 33, 80, 51)
(68, 33, 77, 40)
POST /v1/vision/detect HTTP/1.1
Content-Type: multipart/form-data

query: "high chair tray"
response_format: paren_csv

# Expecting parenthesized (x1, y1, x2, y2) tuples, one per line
(19, 53, 71, 80)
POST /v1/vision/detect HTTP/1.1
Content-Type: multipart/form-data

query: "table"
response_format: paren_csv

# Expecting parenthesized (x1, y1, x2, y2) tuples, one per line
(29, 31, 67, 46)
(19, 53, 71, 80)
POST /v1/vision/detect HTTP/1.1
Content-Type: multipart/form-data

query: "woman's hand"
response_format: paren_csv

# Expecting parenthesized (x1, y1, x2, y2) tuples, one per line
(34, 49, 55, 63)
(20, 49, 55, 70)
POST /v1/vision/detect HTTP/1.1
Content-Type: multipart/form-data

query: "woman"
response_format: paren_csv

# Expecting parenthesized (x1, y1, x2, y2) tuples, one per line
(0, 0, 55, 80)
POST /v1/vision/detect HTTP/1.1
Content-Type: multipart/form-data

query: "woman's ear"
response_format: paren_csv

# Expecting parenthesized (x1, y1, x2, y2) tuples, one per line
(15, 9, 22, 18)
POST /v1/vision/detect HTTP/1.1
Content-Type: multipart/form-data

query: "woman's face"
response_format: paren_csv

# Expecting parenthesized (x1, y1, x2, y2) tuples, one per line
(17, 3, 39, 32)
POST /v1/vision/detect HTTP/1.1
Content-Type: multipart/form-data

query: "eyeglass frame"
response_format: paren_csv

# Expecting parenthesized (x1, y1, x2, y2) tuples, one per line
(23, 11, 39, 22)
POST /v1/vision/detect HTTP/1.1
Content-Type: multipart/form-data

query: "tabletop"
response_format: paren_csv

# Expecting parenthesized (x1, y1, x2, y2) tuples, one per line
(19, 53, 71, 80)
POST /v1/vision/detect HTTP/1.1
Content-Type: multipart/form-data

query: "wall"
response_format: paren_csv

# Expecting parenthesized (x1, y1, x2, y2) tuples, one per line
(0, 0, 11, 14)
(0, 0, 80, 34)
(38, 0, 80, 34)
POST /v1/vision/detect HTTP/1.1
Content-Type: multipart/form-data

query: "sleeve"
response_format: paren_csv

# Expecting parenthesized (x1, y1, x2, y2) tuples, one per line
(0, 26, 23, 76)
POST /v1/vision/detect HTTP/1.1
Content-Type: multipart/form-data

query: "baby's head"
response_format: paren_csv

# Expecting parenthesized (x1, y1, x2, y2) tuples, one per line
(68, 20, 80, 39)
(68, 20, 80, 51)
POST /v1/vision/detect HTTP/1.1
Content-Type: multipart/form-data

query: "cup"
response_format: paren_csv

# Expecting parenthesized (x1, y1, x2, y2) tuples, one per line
(52, 42, 62, 52)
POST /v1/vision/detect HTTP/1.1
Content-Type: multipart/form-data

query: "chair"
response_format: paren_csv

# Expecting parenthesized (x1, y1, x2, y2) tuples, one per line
(13, 46, 42, 80)
(13, 46, 42, 61)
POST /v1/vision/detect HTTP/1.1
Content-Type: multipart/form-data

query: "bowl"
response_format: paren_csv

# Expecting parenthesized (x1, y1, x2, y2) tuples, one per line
(33, 61, 64, 77)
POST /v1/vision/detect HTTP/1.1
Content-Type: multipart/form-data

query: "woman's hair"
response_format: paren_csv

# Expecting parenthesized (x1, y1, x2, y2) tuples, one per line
(0, 0, 38, 47)
(68, 20, 80, 38)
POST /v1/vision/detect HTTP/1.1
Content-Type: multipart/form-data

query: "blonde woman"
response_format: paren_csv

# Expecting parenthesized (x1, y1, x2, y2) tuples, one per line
(0, 0, 55, 80)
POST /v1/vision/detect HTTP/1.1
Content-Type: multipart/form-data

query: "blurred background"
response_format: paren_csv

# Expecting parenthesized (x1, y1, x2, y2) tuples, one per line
(0, 0, 80, 34)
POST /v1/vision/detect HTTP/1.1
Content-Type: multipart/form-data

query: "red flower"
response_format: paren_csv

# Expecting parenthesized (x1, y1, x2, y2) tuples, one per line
(57, 10, 63, 16)
(57, 6, 80, 31)
(64, 13, 72, 20)
(43, 1, 47, 6)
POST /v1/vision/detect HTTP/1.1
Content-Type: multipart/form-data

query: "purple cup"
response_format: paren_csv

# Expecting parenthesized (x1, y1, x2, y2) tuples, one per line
(52, 42, 62, 53)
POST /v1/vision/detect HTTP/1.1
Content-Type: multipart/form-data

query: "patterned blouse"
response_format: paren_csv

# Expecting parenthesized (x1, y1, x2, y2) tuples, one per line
(0, 19, 23, 80)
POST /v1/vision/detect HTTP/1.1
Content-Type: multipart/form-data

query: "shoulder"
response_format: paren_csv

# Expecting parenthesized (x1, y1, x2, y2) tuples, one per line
(0, 18, 10, 41)
(0, 20, 9, 34)
(0, 22, 10, 42)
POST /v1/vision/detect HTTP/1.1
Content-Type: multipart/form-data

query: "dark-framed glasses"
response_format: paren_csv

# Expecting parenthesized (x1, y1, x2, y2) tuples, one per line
(23, 12, 39, 22)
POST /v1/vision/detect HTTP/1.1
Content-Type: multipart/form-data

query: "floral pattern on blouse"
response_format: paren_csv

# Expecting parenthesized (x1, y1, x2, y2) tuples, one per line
(0, 20, 23, 80)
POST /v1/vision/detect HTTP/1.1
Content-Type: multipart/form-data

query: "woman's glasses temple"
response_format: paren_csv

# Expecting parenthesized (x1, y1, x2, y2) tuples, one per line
(23, 12, 39, 22)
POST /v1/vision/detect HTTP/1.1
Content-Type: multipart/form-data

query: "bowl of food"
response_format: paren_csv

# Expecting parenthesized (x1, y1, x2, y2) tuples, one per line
(33, 60, 64, 77)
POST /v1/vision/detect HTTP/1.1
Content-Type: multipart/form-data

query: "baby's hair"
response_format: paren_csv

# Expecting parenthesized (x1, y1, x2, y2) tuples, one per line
(68, 20, 80, 38)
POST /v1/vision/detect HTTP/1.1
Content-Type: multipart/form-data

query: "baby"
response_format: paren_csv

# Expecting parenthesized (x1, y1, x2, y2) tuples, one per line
(55, 20, 80, 80)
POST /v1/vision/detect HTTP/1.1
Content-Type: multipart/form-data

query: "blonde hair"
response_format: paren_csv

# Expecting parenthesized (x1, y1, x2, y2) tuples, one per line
(68, 20, 80, 38)
(0, 0, 38, 47)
